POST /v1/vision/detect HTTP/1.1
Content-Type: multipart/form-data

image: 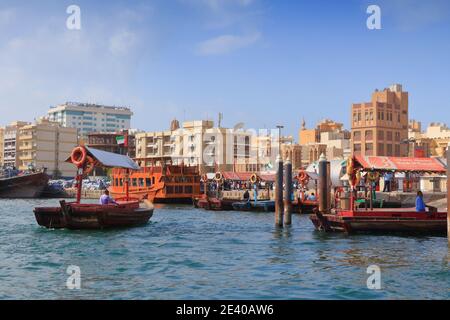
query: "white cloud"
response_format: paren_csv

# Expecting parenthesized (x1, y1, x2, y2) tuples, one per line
(0, 6, 151, 124)
(196, 32, 261, 55)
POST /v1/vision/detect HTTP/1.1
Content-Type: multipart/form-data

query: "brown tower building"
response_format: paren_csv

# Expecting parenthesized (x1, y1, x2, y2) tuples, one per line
(351, 84, 409, 157)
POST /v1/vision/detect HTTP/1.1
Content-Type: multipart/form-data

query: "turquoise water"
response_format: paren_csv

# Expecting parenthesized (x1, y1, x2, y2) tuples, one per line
(0, 199, 448, 300)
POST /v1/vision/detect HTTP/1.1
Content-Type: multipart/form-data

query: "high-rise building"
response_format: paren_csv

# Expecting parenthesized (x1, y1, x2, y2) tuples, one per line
(351, 84, 409, 157)
(47, 102, 133, 138)
(17, 118, 78, 177)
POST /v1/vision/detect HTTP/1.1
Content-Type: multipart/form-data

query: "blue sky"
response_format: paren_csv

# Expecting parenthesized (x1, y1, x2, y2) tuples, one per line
(0, 0, 449, 139)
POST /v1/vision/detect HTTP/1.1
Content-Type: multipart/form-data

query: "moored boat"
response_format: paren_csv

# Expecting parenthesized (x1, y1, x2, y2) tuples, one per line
(109, 156, 202, 203)
(33, 146, 154, 230)
(310, 155, 448, 235)
(0, 169, 49, 198)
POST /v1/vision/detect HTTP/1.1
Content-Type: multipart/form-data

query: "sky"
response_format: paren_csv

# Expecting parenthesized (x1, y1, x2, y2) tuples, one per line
(0, 0, 449, 139)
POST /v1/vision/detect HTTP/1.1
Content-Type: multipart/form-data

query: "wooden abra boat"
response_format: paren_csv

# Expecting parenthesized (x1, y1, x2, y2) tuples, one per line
(311, 208, 446, 235)
(35, 200, 153, 230)
(0, 169, 49, 198)
(311, 155, 448, 235)
(33, 146, 154, 230)
(109, 156, 201, 203)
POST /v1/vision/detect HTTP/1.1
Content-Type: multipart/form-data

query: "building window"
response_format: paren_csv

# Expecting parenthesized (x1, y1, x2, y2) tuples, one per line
(387, 131, 393, 141)
(378, 143, 385, 156)
(365, 143, 373, 156)
(395, 132, 401, 142)
(353, 143, 361, 154)
(353, 131, 361, 141)
(387, 144, 393, 156)
(365, 130, 373, 140)
(378, 130, 384, 140)
(394, 144, 400, 156)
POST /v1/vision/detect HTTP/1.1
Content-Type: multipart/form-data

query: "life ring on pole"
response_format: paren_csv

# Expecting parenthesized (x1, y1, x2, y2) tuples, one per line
(214, 172, 223, 181)
(367, 171, 380, 182)
(298, 171, 309, 186)
(71, 146, 87, 167)
(250, 174, 258, 184)
(201, 174, 208, 182)
(83, 156, 96, 175)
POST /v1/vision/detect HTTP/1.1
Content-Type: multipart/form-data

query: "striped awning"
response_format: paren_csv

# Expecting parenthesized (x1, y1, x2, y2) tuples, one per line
(354, 155, 446, 173)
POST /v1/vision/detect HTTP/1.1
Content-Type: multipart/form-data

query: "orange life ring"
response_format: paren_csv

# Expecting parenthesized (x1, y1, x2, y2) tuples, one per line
(71, 147, 87, 167)
(367, 171, 380, 182)
(83, 156, 96, 175)
(250, 174, 258, 184)
(298, 171, 309, 186)
(214, 172, 223, 181)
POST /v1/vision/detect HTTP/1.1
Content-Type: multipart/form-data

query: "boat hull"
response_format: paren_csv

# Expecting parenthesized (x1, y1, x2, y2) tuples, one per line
(34, 201, 153, 230)
(111, 189, 197, 204)
(0, 172, 49, 198)
(310, 210, 447, 235)
(193, 197, 235, 211)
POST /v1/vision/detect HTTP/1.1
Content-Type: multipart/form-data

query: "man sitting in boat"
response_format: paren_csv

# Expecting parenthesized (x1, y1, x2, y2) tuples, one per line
(307, 192, 317, 201)
(99, 190, 118, 205)
(415, 191, 427, 213)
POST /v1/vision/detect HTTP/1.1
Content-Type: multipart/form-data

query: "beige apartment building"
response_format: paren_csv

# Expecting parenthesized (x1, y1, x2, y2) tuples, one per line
(2, 121, 30, 168)
(299, 119, 350, 166)
(408, 120, 450, 157)
(351, 84, 409, 157)
(17, 118, 78, 177)
(135, 120, 255, 174)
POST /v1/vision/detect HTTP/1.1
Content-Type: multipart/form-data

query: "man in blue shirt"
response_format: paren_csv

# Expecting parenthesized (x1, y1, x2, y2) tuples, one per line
(383, 172, 393, 192)
(307, 192, 317, 201)
(99, 190, 117, 205)
(415, 191, 426, 212)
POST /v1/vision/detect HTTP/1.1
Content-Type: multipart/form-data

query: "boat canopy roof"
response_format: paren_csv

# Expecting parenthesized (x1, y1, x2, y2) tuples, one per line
(353, 155, 447, 173)
(66, 146, 140, 170)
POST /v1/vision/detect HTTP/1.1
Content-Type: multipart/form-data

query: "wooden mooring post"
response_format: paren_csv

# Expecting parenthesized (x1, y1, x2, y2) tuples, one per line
(275, 155, 284, 227)
(283, 156, 293, 226)
(318, 153, 330, 213)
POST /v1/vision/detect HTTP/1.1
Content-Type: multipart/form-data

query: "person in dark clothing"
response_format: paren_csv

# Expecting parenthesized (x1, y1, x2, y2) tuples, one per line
(243, 189, 250, 202)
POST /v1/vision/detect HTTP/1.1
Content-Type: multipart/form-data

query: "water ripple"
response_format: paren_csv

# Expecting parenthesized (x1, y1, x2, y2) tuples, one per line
(0, 199, 448, 299)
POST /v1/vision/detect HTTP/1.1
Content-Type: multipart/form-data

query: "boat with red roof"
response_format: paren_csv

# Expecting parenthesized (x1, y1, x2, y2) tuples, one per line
(310, 155, 448, 235)
(33, 146, 153, 230)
